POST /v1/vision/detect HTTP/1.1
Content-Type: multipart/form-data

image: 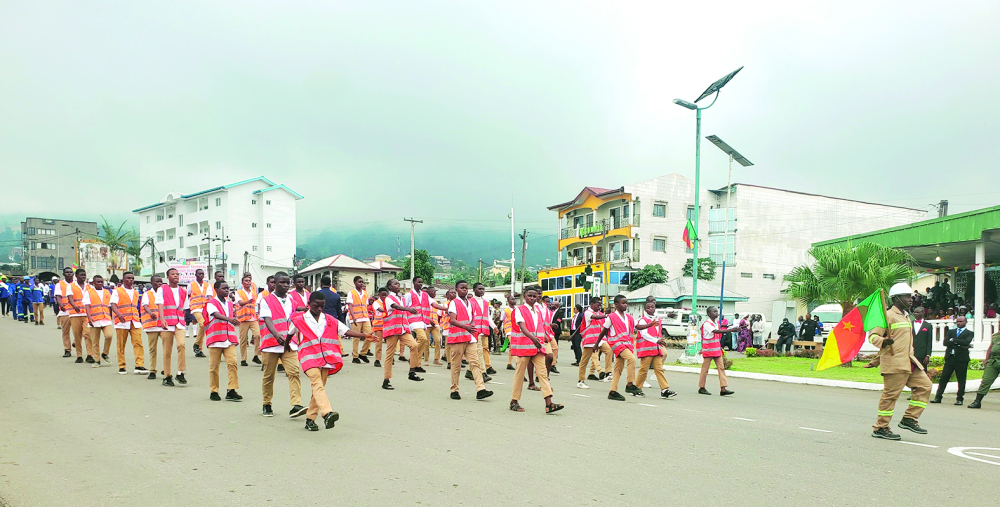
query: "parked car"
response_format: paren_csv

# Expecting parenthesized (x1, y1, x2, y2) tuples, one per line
(811, 304, 845, 335)
(654, 308, 693, 337)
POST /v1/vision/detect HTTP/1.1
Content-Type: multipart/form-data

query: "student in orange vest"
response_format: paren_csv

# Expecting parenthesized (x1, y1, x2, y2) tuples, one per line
(140, 276, 163, 380)
(156, 267, 189, 386)
(234, 274, 260, 367)
(635, 300, 677, 399)
(189, 268, 213, 358)
(83, 275, 115, 368)
(380, 278, 424, 390)
(596, 295, 641, 400)
(109, 271, 148, 375)
(203, 280, 242, 402)
(259, 272, 306, 418)
(426, 286, 445, 366)
(289, 275, 310, 316)
(65, 269, 90, 363)
(577, 297, 610, 389)
(370, 287, 389, 368)
(509, 286, 563, 413)
(254, 275, 276, 363)
(470, 283, 498, 376)
(447, 280, 493, 401)
(348, 276, 372, 364)
(53, 267, 77, 357)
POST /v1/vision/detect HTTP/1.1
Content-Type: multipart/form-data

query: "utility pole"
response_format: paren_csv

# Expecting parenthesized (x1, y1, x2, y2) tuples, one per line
(478, 258, 483, 283)
(509, 205, 516, 294)
(938, 200, 949, 218)
(243, 251, 249, 278)
(403, 218, 422, 280)
(204, 229, 231, 281)
(518, 229, 528, 303)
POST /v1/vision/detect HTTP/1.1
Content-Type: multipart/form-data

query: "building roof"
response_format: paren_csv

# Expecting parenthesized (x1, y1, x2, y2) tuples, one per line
(547, 186, 626, 211)
(710, 183, 925, 212)
(623, 277, 748, 304)
(368, 260, 402, 272)
(252, 184, 304, 200)
(132, 176, 302, 212)
(299, 254, 381, 275)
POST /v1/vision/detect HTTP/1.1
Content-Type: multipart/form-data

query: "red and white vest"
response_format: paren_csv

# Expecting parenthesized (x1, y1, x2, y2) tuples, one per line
(508, 305, 543, 357)
(581, 308, 605, 347)
(636, 315, 663, 358)
(535, 302, 553, 340)
(406, 289, 432, 326)
(289, 289, 309, 317)
(160, 286, 187, 327)
(259, 293, 294, 349)
(471, 297, 491, 336)
(291, 312, 344, 373)
(382, 293, 409, 337)
(447, 297, 475, 344)
(204, 298, 238, 347)
(607, 311, 636, 356)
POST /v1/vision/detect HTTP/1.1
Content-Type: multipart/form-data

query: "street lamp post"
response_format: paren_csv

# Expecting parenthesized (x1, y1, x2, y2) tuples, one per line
(705, 135, 753, 318)
(672, 66, 743, 320)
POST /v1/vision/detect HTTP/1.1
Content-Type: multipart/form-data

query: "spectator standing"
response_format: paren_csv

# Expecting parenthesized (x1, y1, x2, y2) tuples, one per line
(911, 307, 933, 369)
(317, 276, 343, 323)
(931, 315, 973, 405)
(800, 313, 818, 341)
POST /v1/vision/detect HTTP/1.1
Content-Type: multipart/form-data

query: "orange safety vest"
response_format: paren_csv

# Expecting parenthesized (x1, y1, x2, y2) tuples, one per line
(349, 289, 369, 321)
(114, 287, 140, 324)
(58, 280, 72, 312)
(189, 281, 212, 311)
(67, 282, 86, 315)
(86, 287, 112, 323)
(141, 290, 160, 330)
(503, 307, 513, 334)
(372, 298, 386, 332)
(235, 285, 258, 322)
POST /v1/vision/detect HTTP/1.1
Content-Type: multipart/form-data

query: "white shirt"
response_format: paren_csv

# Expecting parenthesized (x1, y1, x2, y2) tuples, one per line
(448, 297, 477, 343)
(602, 310, 634, 339)
(260, 293, 297, 353)
(701, 318, 719, 342)
(207, 297, 235, 348)
(53, 280, 70, 317)
(81, 288, 113, 327)
(154, 286, 189, 330)
(913, 320, 923, 334)
(514, 305, 540, 334)
(41, 284, 50, 296)
(638, 314, 660, 343)
(472, 296, 498, 330)
(288, 312, 350, 369)
(404, 290, 427, 330)
(64, 281, 89, 318)
(140, 291, 163, 331)
(110, 287, 141, 329)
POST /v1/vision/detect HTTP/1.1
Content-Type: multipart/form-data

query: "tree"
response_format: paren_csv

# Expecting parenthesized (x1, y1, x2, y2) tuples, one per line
(682, 257, 717, 281)
(782, 242, 914, 314)
(96, 216, 136, 278)
(398, 249, 435, 282)
(628, 264, 668, 291)
(503, 268, 536, 284)
(125, 229, 144, 273)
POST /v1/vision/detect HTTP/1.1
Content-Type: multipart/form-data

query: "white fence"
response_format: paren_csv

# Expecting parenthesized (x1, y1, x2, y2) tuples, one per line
(858, 317, 999, 359)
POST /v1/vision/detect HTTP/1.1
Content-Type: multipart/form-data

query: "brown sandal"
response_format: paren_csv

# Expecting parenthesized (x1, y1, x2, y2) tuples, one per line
(545, 403, 564, 414)
(510, 400, 525, 412)
(527, 385, 541, 391)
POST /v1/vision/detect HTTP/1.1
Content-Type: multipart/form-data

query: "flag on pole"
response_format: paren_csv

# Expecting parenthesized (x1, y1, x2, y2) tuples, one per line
(682, 220, 697, 250)
(815, 290, 887, 371)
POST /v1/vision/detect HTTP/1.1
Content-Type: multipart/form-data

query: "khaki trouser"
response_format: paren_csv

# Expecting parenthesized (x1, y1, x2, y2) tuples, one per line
(430, 327, 443, 362)
(550, 336, 559, 364)
(578, 342, 613, 381)
(146, 331, 160, 371)
(262, 349, 302, 407)
(637, 353, 670, 390)
(875, 368, 932, 430)
(372, 330, 383, 360)
(193, 311, 207, 350)
(449, 342, 485, 393)
(512, 354, 552, 401)
(161, 327, 187, 376)
(351, 321, 373, 358)
(383, 333, 419, 380)
(412, 328, 429, 364)
(69, 316, 86, 357)
(304, 368, 332, 421)
(116, 326, 145, 369)
(60, 315, 71, 350)
(88, 325, 114, 359)
(591, 342, 612, 374)
(208, 345, 239, 393)
(478, 335, 492, 368)
(33, 303, 44, 324)
(610, 349, 637, 392)
(238, 321, 261, 361)
(698, 356, 729, 389)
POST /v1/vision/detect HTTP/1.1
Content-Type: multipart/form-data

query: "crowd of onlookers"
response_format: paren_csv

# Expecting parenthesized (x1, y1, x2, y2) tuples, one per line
(913, 279, 999, 320)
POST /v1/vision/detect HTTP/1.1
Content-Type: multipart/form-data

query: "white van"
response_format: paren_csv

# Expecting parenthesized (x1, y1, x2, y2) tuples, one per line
(811, 304, 845, 334)
(653, 308, 693, 337)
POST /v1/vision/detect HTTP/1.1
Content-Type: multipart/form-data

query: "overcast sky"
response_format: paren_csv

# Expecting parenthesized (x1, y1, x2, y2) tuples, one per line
(2, 0, 998, 242)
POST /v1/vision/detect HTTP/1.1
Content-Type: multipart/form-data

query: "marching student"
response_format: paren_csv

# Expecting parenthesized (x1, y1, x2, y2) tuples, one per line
(426, 286, 444, 366)
(258, 272, 306, 418)
(509, 287, 563, 413)
(288, 291, 372, 431)
(140, 276, 163, 379)
(83, 275, 115, 368)
(189, 268, 213, 358)
(403, 276, 435, 373)
(635, 300, 677, 399)
(697, 306, 739, 396)
(289, 275, 310, 316)
(380, 278, 424, 390)
(203, 280, 242, 402)
(446, 281, 493, 401)
(526, 293, 556, 392)
(253, 275, 276, 364)
(235, 274, 260, 367)
(596, 295, 641, 400)
(156, 268, 189, 387)
(471, 283, 498, 375)
(61, 269, 89, 362)
(546, 297, 562, 374)
(504, 294, 517, 370)
(577, 297, 609, 389)
(348, 276, 372, 364)
(370, 287, 389, 368)
(109, 272, 148, 375)
(442, 288, 456, 368)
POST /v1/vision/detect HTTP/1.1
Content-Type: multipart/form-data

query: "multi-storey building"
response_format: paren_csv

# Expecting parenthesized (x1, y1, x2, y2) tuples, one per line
(132, 176, 302, 285)
(20, 218, 98, 277)
(541, 173, 928, 314)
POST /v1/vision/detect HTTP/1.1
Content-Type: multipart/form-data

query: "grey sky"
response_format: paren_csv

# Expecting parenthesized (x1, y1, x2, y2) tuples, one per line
(2, 0, 998, 241)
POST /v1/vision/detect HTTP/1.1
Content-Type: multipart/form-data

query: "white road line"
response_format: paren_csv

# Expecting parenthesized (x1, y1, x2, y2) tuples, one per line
(733, 417, 756, 422)
(682, 409, 702, 413)
(638, 403, 657, 407)
(798, 427, 832, 433)
(898, 441, 939, 448)
(487, 381, 504, 385)
(572, 394, 590, 398)
(968, 452, 1000, 459)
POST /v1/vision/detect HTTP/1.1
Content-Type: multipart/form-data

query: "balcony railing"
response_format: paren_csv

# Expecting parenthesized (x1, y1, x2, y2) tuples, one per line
(566, 252, 635, 266)
(560, 217, 634, 240)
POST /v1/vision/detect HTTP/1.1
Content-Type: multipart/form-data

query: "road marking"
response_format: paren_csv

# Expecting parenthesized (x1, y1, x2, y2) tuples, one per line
(572, 394, 590, 398)
(682, 409, 702, 413)
(948, 447, 1000, 466)
(487, 381, 504, 385)
(733, 417, 756, 422)
(969, 452, 1000, 459)
(898, 441, 938, 448)
(638, 403, 657, 407)
(798, 427, 832, 433)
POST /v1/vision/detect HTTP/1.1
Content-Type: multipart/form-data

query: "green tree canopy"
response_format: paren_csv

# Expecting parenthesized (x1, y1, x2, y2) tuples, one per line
(782, 242, 914, 313)
(628, 264, 668, 291)
(503, 269, 536, 284)
(398, 249, 435, 282)
(682, 257, 716, 281)
(97, 216, 137, 277)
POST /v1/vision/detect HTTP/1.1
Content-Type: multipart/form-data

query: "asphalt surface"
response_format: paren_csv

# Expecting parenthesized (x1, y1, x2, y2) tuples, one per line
(1, 315, 999, 507)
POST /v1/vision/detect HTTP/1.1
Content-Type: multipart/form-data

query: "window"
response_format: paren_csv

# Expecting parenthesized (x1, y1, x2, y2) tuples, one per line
(709, 208, 736, 234)
(215, 198, 221, 207)
(609, 271, 632, 286)
(146, 216, 150, 224)
(27, 227, 36, 235)
(555, 277, 564, 290)
(58, 257, 65, 269)
(266, 246, 272, 252)
(652, 237, 666, 252)
(179, 237, 184, 248)
(762, 273, 776, 280)
(709, 234, 735, 265)
(167, 234, 174, 240)
(252, 223, 257, 228)
(39, 242, 55, 250)
(541, 278, 550, 291)
(686, 206, 697, 222)
(178, 215, 183, 226)
(652, 203, 666, 218)
(266, 200, 271, 205)
(215, 221, 221, 230)
(156, 214, 163, 221)
(266, 223, 271, 228)
(251, 199, 257, 205)
(740, 272, 752, 278)
(156, 232, 164, 242)
(252, 245, 258, 251)
(215, 245, 221, 254)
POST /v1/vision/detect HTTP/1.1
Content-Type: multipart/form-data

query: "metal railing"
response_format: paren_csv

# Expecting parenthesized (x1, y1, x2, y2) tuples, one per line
(560, 217, 633, 240)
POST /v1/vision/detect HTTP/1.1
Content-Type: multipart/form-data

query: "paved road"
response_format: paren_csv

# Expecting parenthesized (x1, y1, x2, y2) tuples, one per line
(1, 316, 998, 507)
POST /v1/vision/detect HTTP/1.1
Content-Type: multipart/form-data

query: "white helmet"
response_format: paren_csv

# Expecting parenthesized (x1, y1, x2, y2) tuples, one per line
(888, 282, 913, 297)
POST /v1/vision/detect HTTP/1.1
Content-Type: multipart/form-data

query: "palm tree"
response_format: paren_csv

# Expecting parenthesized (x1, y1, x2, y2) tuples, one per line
(96, 217, 137, 278)
(125, 230, 144, 273)
(783, 242, 914, 314)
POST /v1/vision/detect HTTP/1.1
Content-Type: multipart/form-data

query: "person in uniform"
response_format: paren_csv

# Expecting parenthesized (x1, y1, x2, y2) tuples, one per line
(869, 282, 932, 440)
(968, 332, 1000, 409)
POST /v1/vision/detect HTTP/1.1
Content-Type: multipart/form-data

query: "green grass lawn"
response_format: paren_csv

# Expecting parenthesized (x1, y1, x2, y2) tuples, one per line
(673, 357, 985, 383)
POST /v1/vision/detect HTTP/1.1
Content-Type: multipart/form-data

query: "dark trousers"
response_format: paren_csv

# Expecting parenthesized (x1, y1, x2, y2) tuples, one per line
(570, 333, 582, 363)
(936, 358, 969, 401)
(775, 335, 793, 353)
(0, 297, 8, 316)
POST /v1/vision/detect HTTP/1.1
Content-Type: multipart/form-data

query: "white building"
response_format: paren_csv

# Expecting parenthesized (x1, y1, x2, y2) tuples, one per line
(543, 174, 928, 315)
(132, 176, 302, 286)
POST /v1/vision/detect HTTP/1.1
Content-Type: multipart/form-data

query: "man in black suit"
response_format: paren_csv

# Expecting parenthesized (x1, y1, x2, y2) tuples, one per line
(799, 313, 818, 342)
(931, 315, 974, 405)
(912, 306, 934, 368)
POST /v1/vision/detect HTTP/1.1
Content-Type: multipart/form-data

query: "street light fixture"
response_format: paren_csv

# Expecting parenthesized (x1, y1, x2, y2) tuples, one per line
(705, 134, 753, 316)
(673, 66, 743, 320)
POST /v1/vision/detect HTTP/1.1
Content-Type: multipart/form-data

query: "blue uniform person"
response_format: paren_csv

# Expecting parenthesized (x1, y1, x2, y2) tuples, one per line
(29, 278, 46, 325)
(21, 278, 35, 323)
(11, 278, 25, 322)
(0, 278, 10, 317)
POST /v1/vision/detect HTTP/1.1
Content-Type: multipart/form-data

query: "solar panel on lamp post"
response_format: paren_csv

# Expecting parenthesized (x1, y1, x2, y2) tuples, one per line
(705, 134, 753, 318)
(672, 66, 743, 323)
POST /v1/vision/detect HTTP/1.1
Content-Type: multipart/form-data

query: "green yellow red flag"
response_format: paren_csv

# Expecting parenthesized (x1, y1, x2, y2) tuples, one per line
(815, 290, 887, 371)
(682, 220, 697, 250)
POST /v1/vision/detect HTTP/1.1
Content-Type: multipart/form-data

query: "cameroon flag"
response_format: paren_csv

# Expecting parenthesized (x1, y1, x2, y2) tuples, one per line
(682, 220, 697, 249)
(815, 290, 887, 371)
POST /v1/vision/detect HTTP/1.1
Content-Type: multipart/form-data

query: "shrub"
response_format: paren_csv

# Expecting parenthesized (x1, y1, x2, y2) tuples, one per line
(856, 353, 878, 363)
(723, 358, 734, 370)
(745, 347, 757, 357)
(793, 349, 822, 359)
(928, 367, 942, 383)
(928, 356, 946, 368)
(970, 359, 983, 371)
(755, 349, 777, 358)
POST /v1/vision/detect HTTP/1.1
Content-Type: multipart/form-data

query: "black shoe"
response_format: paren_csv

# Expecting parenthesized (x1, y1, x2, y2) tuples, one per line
(465, 370, 474, 380)
(698, 387, 711, 395)
(118, 368, 127, 374)
(323, 411, 339, 429)
(162, 376, 175, 387)
(276, 364, 285, 373)
(241, 360, 248, 367)
(506, 364, 515, 371)
(194, 350, 206, 358)
(75, 356, 83, 363)
(483, 373, 492, 383)
(872, 427, 901, 440)
(969, 394, 985, 409)
(954, 399, 963, 406)
(176, 373, 187, 385)
(400, 356, 408, 362)
(359, 355, 370, 364)
(147, 371, 156, 380)
(63, 350, 71, 358)
(550, 366, 560, 374)
(101, 353, 109, 362)
(929, 397, 942, 404)
(608, 391, 626, 401)
(408, 372, 423, 382)
(441, 356, 448, 362)
(352, 358, 362, 364)
(366, 351, 374, 357)
(599, 372, 607, 380)
(476, 389, 494, 400)
(192, 345, 200, 354)
(720, 389, 734, 396)
(661, 389, 677, 399)
(85, 355, 95, 364)
(570, 362, 579, 366)
(373, 360, 381, 367)
(446, 363, 451, 369)
(414, 366, 426, 373)
(289, 405, 307, 418)
(587, 374, 599, 381)
(486, 367, 497, 375)
(304, 419, 319, 431)
(210, 392, 221, 401)
(382, 380, 394, 390)
(225, 390, 243, 402)
(262, 404, 274, 417)
(451, 391, 461, 400)
(251, 356, 261, 364)
(897, 418, 927, 434)
(461, 359, 467, 366)
(625, 384, 641, 395)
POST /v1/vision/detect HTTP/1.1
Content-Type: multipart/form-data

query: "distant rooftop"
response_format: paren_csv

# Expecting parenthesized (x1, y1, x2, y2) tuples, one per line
(132, 176, 303, 213)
